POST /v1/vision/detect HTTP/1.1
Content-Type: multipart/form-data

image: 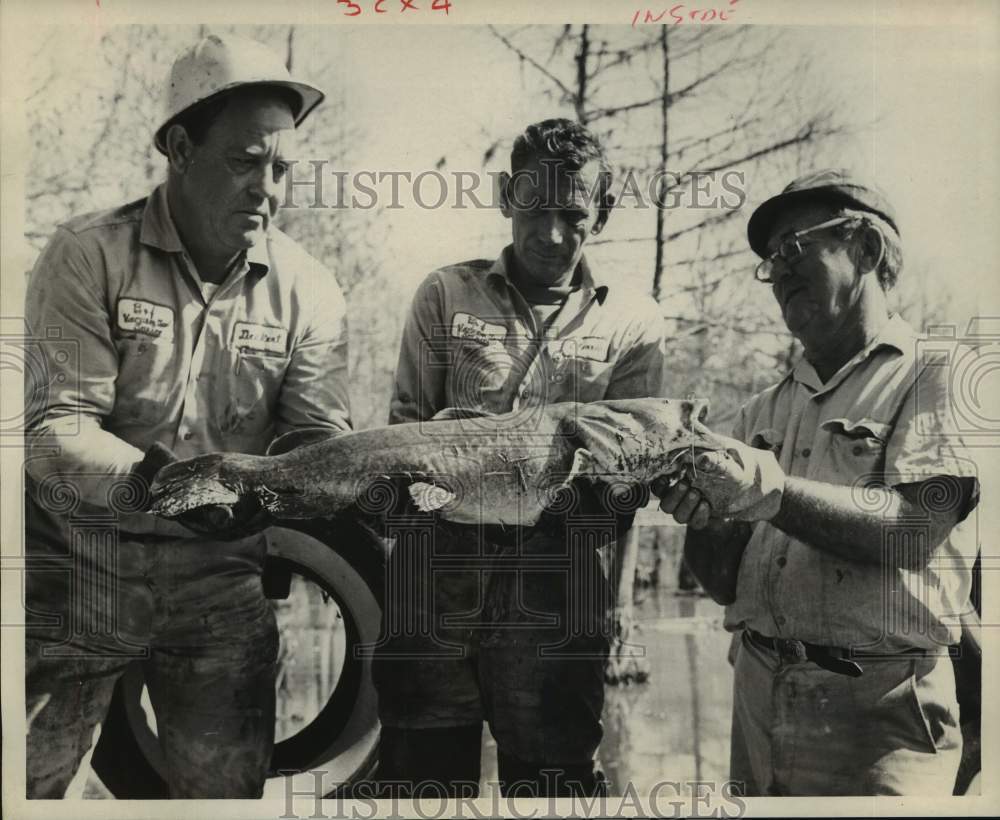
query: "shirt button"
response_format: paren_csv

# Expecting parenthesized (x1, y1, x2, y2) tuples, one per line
(776, 556, 787, 568)
(775, 615, 786, 626)
(182, 431, 194, 441)
(801, 448, 811, 457)
(852, 445, 864, 456)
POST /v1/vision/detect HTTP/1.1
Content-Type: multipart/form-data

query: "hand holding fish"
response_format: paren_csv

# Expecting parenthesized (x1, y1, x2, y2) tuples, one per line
(656, 435, 785, 524)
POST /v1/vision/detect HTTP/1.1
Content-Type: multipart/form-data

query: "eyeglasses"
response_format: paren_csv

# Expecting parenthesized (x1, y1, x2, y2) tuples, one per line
(754, 216, 863, 283)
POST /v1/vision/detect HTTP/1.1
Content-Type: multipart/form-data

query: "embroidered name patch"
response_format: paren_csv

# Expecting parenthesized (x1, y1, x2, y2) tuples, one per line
(232, 322, 288, 356)
(451, 312, 507, 345)
(557, 337, 611, 362)
(117, 298, 174, 340)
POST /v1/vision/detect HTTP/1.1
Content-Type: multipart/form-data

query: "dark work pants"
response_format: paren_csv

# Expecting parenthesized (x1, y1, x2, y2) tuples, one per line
(25, 531, 278, 798)
(372, 516, 618, 797)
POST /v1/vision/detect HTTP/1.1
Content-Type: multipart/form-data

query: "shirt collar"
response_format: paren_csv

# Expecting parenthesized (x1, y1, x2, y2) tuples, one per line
(140, 183, 271, 276)
(139, 184, 185, 253)
(791, 313, 915, 393)
(487, 245, 609, 304)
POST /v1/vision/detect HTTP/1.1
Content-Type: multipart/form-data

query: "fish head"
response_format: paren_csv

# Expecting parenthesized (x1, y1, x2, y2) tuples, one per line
(567, 397, 728, 484)
(149, 453, 247, 521)
(589, 397, 710, 434)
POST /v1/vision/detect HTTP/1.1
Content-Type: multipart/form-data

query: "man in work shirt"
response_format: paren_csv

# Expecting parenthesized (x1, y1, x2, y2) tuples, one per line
(374, 119, 666, 796)
(23, 35, 351, 798)
(656, 170, 979, 795)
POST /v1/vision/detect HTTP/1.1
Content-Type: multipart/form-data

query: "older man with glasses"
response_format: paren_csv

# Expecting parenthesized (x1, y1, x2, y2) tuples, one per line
(653, 170, 980, 795)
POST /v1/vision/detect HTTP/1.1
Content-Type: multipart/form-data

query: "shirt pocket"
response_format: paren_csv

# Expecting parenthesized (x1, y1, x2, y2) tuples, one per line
(820, 417, 890, 485)
(448, 340, 518, 409)
(548, 345, 615, 402)
(216, 349, 289, 437)
(113, 336, 177, 424)
(749, 427, 785, 456)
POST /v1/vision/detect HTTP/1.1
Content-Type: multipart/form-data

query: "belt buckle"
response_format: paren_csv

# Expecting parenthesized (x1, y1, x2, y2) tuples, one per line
(776, 638, 808, 664)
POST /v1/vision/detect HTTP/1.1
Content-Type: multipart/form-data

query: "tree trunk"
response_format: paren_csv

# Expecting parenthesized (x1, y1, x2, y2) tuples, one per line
(574, 25, 589, 121)
(652, 27, 670, 301)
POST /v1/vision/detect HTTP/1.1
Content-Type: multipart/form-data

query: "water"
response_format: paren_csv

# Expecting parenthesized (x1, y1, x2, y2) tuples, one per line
(599, 589, 734, 795)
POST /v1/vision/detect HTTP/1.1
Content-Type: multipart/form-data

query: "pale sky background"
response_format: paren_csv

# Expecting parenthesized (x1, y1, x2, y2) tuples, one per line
(10, 17, 999, 332)
(302, 20, 999, 331)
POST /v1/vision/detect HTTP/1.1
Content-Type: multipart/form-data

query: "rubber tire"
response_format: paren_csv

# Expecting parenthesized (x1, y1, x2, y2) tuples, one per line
(92, 518, 386, 799)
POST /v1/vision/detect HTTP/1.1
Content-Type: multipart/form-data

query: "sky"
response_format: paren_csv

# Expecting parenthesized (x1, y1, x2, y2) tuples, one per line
(11, 10, 1000, 333)
(296, 19, 1000, 330)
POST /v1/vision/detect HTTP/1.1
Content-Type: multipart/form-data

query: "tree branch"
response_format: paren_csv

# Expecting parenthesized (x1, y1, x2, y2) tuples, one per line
(489, 26, 574, 102)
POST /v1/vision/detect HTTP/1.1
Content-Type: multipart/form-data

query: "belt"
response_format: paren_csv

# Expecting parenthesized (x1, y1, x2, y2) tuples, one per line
(746, 629, 929, 678)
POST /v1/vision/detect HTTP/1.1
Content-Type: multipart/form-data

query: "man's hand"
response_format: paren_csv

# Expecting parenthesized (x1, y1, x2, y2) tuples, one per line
(133, 442, 179, 492)
(651, 475, 713, 529)
(137, 443, 270, 538)
(651, 437, 785, 525)
(683, 437, 785, 521)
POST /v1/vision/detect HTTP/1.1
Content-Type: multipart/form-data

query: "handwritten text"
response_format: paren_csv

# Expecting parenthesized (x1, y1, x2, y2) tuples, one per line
(335, 0, 452, 17)
(632, 0, 740, 26)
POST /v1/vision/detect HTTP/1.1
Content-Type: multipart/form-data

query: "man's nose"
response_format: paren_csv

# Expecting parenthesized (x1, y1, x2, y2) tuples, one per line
(539, 212, 565, 245)
(250, 165, 282, 204)
(769, 257, 796, 286)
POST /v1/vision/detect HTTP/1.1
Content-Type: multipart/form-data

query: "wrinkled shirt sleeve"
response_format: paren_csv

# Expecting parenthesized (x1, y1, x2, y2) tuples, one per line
(24, 228, 146, 507)
(275, 270, 353, 436)
(603, 306, 666, 400)
(389, 273, 449, 425)
(884, 346, 981, 519)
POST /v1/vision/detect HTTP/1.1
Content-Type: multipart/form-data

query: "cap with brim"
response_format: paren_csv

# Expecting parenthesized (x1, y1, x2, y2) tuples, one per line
(747, 169, 899, 258)
(153, 35, 325, 155)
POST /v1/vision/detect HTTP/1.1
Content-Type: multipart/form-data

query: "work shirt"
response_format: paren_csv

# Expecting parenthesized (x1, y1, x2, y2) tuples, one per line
(25, 184, 351, 538)
(724, 314, 980, 651)
(374, 245, 666, 732)
(389, 245, 665, 423)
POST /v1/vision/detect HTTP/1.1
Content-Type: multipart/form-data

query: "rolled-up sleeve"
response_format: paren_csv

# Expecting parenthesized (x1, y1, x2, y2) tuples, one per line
(388, 273, 448, 425)
(884, 346, 981, 519)
(24, 228, 146, 506)
(275, 269, 352, 435)
(604, 303, 666, 400)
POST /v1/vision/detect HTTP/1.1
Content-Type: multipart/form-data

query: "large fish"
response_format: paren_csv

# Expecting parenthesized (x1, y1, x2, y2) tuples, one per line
(149, 398, 728, 530)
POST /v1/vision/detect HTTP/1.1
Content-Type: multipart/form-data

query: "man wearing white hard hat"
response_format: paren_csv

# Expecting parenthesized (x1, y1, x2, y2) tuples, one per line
(23, 35, 350, 797)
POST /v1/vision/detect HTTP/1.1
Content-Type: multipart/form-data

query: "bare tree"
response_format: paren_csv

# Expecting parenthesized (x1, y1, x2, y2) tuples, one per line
(489, 23, 850, 424)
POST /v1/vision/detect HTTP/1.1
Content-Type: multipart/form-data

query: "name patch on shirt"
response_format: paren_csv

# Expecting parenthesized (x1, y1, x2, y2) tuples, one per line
(117, 298, 174, 340)
(556, 337, 611, 363)
(451, 312, 507, 345)
(232, 322, 288, 356)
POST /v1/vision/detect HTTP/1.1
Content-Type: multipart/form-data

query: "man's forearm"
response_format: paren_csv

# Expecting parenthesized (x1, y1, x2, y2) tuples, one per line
(683, 518, 752, 605)
(770, 476, 960, 569)
(26, 418, 145, 509)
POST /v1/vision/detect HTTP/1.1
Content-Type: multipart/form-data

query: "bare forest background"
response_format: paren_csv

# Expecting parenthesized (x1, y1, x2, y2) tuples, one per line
(24, 23, 957, 438)
(18, 20, 991, 797)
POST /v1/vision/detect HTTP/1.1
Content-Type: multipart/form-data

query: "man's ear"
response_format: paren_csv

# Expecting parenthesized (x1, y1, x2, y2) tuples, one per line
(164, 123, 196, 174)
(591, 191, 615, 236)
(498, 171, 513, 219)
(855, 222, 885, 276)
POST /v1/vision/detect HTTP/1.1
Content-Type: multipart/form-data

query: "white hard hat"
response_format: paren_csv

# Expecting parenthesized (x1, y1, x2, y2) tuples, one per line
(154, 34, 324, 154)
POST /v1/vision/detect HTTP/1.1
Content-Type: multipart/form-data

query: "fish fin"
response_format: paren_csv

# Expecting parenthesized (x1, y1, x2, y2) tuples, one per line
(408, 481, 456, 512)
(430, 406, 496, 421)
